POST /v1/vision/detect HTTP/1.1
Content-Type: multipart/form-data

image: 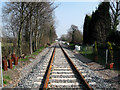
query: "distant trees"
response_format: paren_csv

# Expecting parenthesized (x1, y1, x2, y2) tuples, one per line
(2, 2, 57, 56)
(60, 25, 83, 45)
(60, 34, 68, 41)
(70, 25, 83, 45)
(83, 2, 111, 44)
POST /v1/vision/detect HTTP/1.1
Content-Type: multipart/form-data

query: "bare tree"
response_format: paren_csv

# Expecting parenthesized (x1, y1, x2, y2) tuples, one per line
(110, 0, 120, 31)
(2, 2, 58, 57)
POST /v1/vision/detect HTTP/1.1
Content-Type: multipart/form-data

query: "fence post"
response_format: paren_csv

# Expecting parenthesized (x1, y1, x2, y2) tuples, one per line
(14, 57, 18, 65)
(85, 47, 87, 56)
(106, 49, 108, 65)
(0, 39, 3, 87)
(8, 59, 12, 69)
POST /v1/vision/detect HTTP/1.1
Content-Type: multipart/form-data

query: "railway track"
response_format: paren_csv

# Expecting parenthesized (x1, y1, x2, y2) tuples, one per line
(17, 43, 93, 89)
(42, 43, 93, 89)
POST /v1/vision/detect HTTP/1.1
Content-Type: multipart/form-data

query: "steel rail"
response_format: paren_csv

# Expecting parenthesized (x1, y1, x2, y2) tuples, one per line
(43, 46, 56, 89)
(59, 43, 93, 90)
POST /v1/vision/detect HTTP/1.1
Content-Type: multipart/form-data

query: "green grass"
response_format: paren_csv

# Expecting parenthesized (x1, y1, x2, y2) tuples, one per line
(32, 51, 39, 56)
(20, 46, 45, 62)
(2, 43, 13, 47)
(12, 65, 15, 70)
(28, 55, 35, 59)
(3, 80, 7, 84)
(80, 45, 120, 71)
(80, 50, 93, 55)
(81, 48, 107, 66)
(80, 45, 106, 65)
(69, 43, 75, 49)
(84, 53, 120, 71)
(83, 54, 106, 65)
(69, 43, 75, 46)
(3, 75, 10, 80)
(32, 46, 44, 56)
(20, 57, 29, 62)
(79, 46, 93, 55)
(3, 75, 11, 84)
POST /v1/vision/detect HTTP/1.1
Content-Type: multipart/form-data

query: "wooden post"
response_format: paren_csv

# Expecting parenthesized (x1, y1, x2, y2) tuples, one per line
(11, 53, 16, 62)
(3, 60, 7, 71)
(8, 59, 12, 69)
(14, 57, 18, 65)
(0, 38, 3, 87)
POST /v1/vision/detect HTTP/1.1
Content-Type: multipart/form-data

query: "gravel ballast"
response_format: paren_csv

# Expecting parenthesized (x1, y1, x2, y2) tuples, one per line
(48, 46, 85, 89)
(62, 44, 119, 89)
(3, 43, 119, 89)
(3, 45, 54, 88)
(16, 46, 54, 88)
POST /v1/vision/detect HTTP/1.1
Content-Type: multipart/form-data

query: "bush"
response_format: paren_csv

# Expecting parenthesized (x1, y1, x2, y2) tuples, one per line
(107, 42, 113, 63)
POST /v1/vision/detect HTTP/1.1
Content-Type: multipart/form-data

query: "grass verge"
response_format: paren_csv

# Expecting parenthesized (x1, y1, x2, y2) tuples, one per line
(3, 75, 11, 85)
(79, 46, 120, 72)
(20, 46, 45, 62)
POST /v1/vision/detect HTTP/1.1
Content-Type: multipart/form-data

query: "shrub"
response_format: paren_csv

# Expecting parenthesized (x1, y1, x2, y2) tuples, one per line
(107, 42, 113, 63)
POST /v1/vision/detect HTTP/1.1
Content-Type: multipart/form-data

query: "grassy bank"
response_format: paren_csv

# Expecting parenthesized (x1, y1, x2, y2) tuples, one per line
(2, 46, 45, 85)
(78, 45, 120, 71)
(20, 46, 45, 62)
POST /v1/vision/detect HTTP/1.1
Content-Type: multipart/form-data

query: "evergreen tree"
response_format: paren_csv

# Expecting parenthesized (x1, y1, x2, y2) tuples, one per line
(83, 14, 91, 44)
(89, 2, 111, 44)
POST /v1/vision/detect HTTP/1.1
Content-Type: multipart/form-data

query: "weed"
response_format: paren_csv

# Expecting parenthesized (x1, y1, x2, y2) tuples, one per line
(3, 75, 10, 80)
(20, 58, 29, 62)
(19, 46, 45, 62)
(12, 65, 15, 69)
(3, 80, 7, 84)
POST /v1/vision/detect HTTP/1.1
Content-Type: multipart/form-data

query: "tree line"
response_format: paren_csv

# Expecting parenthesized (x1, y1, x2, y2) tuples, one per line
(83, 1, 120, 67)
(60, 25, 83, 45)
(2, 2, 57, 57)
(83, 1, 120, 45)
